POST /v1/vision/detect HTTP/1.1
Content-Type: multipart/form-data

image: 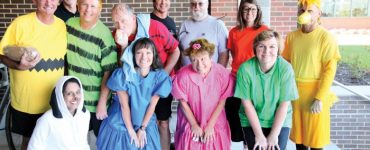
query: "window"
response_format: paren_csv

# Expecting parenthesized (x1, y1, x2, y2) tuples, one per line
(322, 0, 370, 17)
(352, 0, 368, 16)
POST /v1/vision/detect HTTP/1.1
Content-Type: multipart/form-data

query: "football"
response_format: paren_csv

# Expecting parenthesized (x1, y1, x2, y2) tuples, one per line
(4, 46, 38, 62)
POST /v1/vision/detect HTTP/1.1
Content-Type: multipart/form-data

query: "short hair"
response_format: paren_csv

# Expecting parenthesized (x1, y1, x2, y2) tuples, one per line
(112, 3, 134, 16)
(62, 77, 81, 95)
(237, 0, 263, 30)
(184, 38, 215, 57)
(253, 30, 282, 55)
(132, 38, 163, 70)
(78, 0, 102, 9)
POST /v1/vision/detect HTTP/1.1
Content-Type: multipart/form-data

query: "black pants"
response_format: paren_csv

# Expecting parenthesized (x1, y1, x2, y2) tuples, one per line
(89, 112, 102, 136)
(243, 127, 290, 150)
(10, 106, 43, 137)
(225, 97, 245, 142)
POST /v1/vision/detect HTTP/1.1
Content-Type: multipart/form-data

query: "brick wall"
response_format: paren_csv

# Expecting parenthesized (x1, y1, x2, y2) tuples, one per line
(0, 0, 296, 39)
(330, 96, 370, 149)
(270, 0, 297, 38)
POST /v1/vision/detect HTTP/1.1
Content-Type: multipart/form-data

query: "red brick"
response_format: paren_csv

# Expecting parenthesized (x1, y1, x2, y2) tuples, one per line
(272, 12, 283, 16)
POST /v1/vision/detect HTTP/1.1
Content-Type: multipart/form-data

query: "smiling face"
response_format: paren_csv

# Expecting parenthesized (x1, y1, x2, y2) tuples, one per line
(190, 0, 208, 21)
(153, 0, 170, 14)
(242, 2, 258, 27)
(78, 0, 101, 25)
(255, 37, 279, 66)
(190, 51, 212, 76)
(135, 47, 154, 70)
(33, 0, 59, 16)
(63, 82, 81, 115)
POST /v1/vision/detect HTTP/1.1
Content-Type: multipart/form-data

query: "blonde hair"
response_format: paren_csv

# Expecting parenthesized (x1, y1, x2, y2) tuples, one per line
(78, 0, 103, 9)
(184, 38, 215, 57)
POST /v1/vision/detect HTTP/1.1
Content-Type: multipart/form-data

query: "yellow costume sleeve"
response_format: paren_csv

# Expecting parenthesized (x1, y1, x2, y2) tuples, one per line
(315, 59, 337, 101)
(315, 33, 341, 101)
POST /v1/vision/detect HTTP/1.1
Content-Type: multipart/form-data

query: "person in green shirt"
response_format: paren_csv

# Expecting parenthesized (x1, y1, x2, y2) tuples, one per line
(66, 0, 117, 136)
(234, 30, 298, 150)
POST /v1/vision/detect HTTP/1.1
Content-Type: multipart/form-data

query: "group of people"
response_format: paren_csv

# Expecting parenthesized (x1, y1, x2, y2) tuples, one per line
(0, 0, 340, 150)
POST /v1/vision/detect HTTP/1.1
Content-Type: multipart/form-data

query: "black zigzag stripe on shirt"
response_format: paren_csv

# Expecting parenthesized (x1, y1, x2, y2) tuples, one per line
(29, 58, 64, 72)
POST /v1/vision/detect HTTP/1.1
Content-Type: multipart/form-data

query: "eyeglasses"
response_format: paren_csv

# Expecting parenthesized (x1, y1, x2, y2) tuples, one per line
(191, 2, 205, 7)
(243, 7, 257, 13)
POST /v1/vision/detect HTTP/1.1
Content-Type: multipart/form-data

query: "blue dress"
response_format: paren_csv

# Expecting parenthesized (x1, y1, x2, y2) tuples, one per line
(97, 68, 172, 150)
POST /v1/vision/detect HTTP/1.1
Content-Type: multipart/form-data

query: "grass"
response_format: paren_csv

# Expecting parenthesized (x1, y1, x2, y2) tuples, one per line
(339, 45, 370, 77)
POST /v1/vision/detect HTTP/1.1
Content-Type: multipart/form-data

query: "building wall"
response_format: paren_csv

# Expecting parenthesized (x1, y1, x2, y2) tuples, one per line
(0, 0, 297, 39)
(270, 0, 297, 37)
(330, 96, 370, 150)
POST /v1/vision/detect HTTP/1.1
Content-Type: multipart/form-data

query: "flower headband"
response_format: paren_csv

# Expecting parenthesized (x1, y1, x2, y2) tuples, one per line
(192, 43, 201, 50)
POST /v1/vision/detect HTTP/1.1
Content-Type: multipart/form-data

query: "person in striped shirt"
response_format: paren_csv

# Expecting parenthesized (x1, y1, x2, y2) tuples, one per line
(66, 0, 117, 136)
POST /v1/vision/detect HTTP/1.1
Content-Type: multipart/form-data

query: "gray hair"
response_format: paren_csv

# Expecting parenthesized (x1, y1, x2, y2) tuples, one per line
(112, 3, 134, 16)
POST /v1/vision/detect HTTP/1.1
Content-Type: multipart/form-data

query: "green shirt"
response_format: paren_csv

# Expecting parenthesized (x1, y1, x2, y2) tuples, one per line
(66, 18, 118, 112)
(234, 57, 298, 128)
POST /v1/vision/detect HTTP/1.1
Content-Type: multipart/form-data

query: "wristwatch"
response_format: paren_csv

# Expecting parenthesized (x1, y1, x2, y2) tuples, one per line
(139, 125, 146, 131)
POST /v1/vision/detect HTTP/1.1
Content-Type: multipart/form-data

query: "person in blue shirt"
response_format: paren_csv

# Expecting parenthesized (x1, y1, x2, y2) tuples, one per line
(97, 38, 172, 150)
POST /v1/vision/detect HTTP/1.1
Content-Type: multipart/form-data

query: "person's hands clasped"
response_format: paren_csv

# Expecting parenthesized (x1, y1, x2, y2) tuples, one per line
(137, 129, 147, 149)
(128, 128, 139, 147)
(191, 124, 203, 142)
(96, 100, 108, 120)
(254, 135, 267, 150)
(18, 52, 41, 70)
(266, 134, 280, 150)
(311, 99, 322, 114)
(202, 125, 215, 143)
(115, 29, 128, 48)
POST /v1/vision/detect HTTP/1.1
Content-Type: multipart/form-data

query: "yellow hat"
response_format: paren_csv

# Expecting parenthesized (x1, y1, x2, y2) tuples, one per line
(298, 0, 321, 8)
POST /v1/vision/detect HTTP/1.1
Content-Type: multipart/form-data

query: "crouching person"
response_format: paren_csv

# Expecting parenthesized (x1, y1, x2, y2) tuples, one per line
(28, 76, 90, 150)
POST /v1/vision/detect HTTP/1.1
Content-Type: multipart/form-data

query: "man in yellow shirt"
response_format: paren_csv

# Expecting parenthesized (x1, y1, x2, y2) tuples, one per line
(0, 0, 66, 149)
(282, 0, 341, 150)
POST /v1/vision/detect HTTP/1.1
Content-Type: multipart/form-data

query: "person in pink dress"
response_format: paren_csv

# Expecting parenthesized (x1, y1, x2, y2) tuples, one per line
(172, 38, 234, 150)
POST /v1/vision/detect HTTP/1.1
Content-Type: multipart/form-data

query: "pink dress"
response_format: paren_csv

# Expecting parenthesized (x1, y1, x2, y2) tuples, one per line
(172, 63, 234, 150)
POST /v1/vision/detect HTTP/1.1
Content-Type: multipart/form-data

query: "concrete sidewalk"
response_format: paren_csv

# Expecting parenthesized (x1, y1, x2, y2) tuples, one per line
(0, 129, 340, 150)
(0, 104, 341, 150)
